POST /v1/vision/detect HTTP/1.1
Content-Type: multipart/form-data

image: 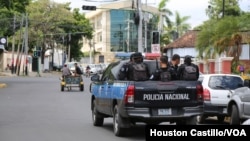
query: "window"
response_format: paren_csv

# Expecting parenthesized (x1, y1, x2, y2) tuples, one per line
(96, 16, 102, 30)
(98, 32, 102, 42)
(208, 76, 243, 90)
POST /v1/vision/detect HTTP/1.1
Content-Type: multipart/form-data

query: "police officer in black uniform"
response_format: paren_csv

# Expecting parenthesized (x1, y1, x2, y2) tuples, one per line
(168, 54, 180, 80)
(118, 53, 135, 80)
(150, 56, 171, 81)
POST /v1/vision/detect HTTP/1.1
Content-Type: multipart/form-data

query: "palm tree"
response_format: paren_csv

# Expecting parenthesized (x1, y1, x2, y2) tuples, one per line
(157, 0, 172, 50)
(172, 11, 191, 38)
(157, 0, 172, 30)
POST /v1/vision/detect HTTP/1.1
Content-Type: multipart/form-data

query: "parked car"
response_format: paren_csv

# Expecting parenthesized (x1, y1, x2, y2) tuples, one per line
(242, 119, 250, 125)
(100, 63, 108, 73)
(95, 64, 103, 74)
(227, 79, 250, 125)
(197, 74, 244, 123)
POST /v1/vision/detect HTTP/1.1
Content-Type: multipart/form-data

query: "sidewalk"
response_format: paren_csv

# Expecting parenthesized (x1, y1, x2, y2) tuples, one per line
(0, 71, 61, 88)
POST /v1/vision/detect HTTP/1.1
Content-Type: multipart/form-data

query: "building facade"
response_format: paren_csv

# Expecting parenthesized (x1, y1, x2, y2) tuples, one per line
(83, 0, 159, 63)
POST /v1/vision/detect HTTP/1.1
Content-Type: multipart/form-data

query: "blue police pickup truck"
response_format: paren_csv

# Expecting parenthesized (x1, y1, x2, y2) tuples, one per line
(90, 59, 204, 136)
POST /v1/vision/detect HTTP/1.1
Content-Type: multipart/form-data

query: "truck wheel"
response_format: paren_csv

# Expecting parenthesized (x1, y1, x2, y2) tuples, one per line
(113, 105, 126, 136)
(92, 100, 104, 126)
(186, 116, 198, 125)
(230, 105, 240, 125)
(217, 116, 225, 123)
(197, 115, 206, 124)
(61, 85, 64, 91)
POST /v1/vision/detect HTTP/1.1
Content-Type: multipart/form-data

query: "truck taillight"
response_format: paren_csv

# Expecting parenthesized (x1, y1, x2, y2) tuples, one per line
(124, 85, 135, 104)
(196, 84, 203, 100)
(203, 88, 211, 101)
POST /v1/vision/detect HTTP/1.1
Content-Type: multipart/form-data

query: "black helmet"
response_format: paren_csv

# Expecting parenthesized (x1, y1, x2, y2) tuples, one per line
(184, 55, 192, 64)
(132, 52, 143, 63)
(132, 52, 143, 58)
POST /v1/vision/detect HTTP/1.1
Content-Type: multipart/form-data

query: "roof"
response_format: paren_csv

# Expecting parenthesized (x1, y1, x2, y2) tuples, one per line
(200, 74, 242, 78)
(165, 30, 199, 49)
(165, 30, 250, 49)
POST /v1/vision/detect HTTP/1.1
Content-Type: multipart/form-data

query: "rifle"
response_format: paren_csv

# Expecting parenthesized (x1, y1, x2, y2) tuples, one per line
(155, 58, 160, 73)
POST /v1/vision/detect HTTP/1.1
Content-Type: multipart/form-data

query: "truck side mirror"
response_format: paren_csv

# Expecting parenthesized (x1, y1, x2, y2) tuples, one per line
(243, 79, 250, 88)
(91, 74, 100, 82)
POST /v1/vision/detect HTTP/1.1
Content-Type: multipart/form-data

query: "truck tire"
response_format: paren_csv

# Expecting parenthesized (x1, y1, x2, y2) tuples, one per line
(217, 116, 225, 123)
(92, 100, 104, 126)
(186, 116, 198, 125)
(230, 105, 240, 125)
(113, 105, 127, 136)
(197, 115, 206, 124)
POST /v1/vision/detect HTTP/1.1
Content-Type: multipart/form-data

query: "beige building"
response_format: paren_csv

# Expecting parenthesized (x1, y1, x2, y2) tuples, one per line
(82, 0, 159, 63)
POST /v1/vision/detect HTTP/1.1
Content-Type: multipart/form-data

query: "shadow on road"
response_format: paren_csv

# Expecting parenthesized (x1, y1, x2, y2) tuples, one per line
(101, 123, 146, 140)
(93, 118, 229, 140)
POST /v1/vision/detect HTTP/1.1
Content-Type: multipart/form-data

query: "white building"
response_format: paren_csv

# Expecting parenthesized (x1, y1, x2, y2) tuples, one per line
(82, 0, 159, 63)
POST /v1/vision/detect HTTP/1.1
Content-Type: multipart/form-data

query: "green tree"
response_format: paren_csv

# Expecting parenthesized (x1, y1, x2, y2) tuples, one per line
(206, 0, 241, 19)
(27, 0, 93, 61)
(196, 15, 250, 74)
(172, 11, 191, 37)
(0, 0, 30, 36)
(195, 20, 216, 59)
(0, 0, 30, 13)
(196, 0, 244, 61)
(157, 0, 172, 50)
(65, 8, 93, 61)
(158, 0, 172, 27)
(27, 0, 74, 51)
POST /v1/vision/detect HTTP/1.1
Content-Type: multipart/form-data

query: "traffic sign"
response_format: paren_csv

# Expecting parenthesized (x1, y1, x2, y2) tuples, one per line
(0, 37, 7, 44)
(82, 5, 96, 10)
(151, 44, 160, 53)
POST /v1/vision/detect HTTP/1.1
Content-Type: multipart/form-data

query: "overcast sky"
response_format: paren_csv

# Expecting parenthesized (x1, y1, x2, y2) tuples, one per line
(53, 0, 250, 28)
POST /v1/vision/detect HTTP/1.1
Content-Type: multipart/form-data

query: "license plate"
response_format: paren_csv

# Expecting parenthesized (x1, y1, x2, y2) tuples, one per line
(158, 108, 172, 115)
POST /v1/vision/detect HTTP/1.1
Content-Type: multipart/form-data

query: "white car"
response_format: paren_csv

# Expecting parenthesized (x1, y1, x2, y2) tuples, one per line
(198, 74, 244, 123)
(87, 64, 100, 75)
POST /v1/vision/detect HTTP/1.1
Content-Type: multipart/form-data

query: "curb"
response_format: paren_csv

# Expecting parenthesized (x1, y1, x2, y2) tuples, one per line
(0, 83, 7, 88)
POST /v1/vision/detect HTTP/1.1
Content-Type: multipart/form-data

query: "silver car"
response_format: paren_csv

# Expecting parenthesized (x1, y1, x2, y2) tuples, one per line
(227, 79, 250, 125)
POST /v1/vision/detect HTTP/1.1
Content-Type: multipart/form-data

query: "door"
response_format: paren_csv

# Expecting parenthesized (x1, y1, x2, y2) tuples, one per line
(98, 64, 114, 115)
(242, 88, 250, 115)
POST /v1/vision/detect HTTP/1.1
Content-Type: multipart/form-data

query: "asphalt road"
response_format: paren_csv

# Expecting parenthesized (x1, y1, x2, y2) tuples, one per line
(0, 73, 230, 141)
(0, 74, 146, 141)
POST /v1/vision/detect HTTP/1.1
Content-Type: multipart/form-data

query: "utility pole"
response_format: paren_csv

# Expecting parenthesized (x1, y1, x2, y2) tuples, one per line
(68, 33, 71, 62)
(137, 0, 143, 53)
(89, 41, 92, 64)
(144, 0, 148, 52)
(16, 15, 24, 76)
(11, 15, 16, 74)
(24, 13, 28, 76)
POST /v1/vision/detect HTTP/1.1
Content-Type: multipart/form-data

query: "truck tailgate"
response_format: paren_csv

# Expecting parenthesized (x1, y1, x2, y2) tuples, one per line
(132, 81, 202, 108)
